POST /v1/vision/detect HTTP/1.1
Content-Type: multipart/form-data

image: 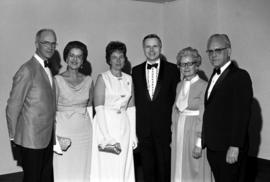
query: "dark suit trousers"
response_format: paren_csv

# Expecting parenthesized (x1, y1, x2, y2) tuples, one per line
(207, 148, 247, 182)
(19, 136, 54, 182)
(139, 136, 171, 182)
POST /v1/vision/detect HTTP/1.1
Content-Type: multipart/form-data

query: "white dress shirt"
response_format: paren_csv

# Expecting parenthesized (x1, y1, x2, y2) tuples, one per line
(145, 59, 160, 99)
(34, 54, 53, 87)
(207, 61, 231, 99)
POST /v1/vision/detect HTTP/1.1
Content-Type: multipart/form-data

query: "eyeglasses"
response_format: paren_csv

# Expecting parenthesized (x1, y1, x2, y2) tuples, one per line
(39, 41, 57, 48)
(206, 47, 227, 55)
(68, 53, 83, 60)
(178, 62, 197, 68)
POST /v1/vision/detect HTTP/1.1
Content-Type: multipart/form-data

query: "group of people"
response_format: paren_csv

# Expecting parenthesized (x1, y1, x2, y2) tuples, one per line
(6, 28, 253, 182)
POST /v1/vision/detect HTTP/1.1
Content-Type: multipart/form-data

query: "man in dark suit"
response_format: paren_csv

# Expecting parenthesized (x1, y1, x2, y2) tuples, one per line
(132, 34, 180, 182)
(6, 29, 57, 182)
(202, 34, 253, 182)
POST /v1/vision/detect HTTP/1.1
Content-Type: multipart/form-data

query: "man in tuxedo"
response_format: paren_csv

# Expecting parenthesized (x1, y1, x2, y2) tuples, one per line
(132, 34, 180, 182)
(6, 29, 57, 182)
(202, 34, 253, 182)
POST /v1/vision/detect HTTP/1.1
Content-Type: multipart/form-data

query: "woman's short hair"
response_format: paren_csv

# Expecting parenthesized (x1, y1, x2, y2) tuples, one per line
(63, 41, 88, 63)
(105, 41, 127, 65)
(176, 47, 202, 67)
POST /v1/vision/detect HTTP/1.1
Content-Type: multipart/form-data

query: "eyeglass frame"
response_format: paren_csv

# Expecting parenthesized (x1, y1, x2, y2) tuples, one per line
(68, 53, 84, 60)
(178, 61, 197, 68)
(39, 41, 58, 48)
(206, 47, 228, 55)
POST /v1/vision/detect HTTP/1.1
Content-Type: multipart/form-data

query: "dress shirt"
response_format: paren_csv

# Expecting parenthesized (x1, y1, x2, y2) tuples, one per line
(34, 54, 53, 87)
(207, 61, 231, 99)
(145, 59, 160, 99)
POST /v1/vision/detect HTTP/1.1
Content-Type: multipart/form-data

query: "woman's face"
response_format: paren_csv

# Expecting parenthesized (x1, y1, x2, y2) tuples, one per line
(110, 50, 125, 71)
(179, 56, 198, 80)
(66, 48, 83, 70)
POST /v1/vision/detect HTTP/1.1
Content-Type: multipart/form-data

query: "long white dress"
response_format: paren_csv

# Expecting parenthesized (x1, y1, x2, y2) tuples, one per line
(90, 71, 135, 182)
(53, 75, 92, 182)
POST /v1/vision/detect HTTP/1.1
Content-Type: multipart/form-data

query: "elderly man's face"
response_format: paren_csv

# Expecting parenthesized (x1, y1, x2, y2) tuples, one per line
(207, 37, 231, 68)
(143, 38, 161, 62)
(36, 30, 57, 60)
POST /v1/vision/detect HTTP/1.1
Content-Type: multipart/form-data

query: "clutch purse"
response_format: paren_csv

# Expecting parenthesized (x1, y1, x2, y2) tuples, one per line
(57, 136, 72, 151)
(98, 143, 121, 155)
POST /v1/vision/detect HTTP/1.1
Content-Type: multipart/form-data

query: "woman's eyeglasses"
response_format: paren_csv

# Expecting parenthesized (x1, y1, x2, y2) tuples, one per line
(178, 62, 196, 68)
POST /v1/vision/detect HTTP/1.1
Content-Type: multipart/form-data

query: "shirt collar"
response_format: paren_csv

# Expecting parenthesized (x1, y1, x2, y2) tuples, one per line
(184, 74, 199, 84)
(219, 60, 231, 75)
(34, 53, 46, 68)
(147, 58, 160, 65)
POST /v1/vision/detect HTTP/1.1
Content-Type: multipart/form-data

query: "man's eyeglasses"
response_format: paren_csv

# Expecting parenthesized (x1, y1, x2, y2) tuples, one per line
(178, 62, 197, 68)
(39, 41, 57, 48)
(206, 47, 227, 55)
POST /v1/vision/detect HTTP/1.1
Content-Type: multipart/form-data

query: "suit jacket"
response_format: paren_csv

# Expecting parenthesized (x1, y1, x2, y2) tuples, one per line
(132, 58, 180, 142)
(6, 57, 56, 149)
(202, 62, 253, 151)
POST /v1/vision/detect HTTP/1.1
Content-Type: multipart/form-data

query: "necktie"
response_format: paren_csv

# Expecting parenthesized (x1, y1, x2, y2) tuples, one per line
(44, 60, 49, 67)
(213, 67, 221, 75)
(147, 63, 158, 69)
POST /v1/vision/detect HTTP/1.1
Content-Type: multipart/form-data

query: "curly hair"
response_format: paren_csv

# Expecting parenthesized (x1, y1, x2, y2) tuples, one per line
(105, 41, 127, 65)
(176, 47, 202, 67)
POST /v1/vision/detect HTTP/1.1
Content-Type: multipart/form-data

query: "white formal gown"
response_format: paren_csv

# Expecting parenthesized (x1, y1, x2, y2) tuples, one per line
(90, 70, 135, 182)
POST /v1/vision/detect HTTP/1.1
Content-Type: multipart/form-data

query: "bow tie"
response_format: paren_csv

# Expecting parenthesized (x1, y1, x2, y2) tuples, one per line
(213, 67, 221, 75)
(44, 60, 49, 67)
(147, 63, 158, 69)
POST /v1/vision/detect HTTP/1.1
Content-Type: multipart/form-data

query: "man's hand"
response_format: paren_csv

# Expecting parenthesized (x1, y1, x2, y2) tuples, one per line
(226, 146, 239, 164)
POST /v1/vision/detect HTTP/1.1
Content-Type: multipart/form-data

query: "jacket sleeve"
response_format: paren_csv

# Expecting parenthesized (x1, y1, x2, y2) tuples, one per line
(6, 65, 32, 139)
(230, 70, 253, 148)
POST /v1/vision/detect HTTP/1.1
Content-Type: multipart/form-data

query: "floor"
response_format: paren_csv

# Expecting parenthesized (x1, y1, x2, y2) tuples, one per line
(0, 172, 23, 182)
(0, 156, 269, 182)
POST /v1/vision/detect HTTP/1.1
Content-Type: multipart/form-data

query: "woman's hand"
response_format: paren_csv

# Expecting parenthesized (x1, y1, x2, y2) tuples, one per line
(192, 146, 202, 159)
(132, 136, 138, 149)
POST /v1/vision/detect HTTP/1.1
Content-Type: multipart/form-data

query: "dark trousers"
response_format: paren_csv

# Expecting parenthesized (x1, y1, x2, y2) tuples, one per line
(139, 136, 171, 182)
(207, 148, 247, 182)
(19, 136, 54, 182)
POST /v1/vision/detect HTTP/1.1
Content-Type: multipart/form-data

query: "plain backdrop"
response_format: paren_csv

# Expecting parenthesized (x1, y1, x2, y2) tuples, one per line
(0, 0, 269, 174)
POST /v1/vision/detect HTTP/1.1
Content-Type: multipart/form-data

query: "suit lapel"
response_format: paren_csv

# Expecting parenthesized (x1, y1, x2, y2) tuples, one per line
(141, 62, 152, 101)
(152, 59, 164, 101)
(206, 63, 234, 103)
(204, 71, 215, 105)
(32, 57, 52, 89)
